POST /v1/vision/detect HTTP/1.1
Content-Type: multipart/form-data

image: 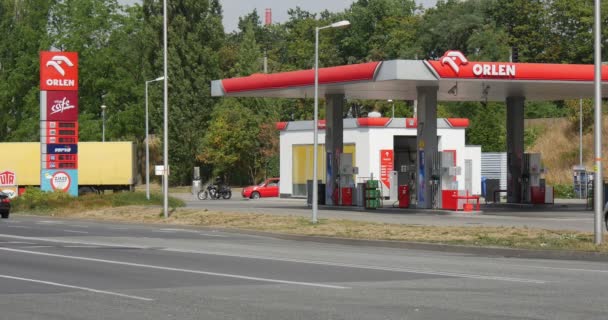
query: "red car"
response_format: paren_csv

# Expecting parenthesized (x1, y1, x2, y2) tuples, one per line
(242, 178, 280, 199)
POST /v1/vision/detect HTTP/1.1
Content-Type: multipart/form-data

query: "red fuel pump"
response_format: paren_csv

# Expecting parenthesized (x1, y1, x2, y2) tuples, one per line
(398, 185, 410, 208)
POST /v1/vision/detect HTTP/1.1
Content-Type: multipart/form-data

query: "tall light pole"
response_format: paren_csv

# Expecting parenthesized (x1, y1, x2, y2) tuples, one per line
(145, 76, 164, 200)
(312, 20, 350, 224)
(162, 0, 169, 219)
(593, 0, 603, 244)
(101, 104, 107, 142)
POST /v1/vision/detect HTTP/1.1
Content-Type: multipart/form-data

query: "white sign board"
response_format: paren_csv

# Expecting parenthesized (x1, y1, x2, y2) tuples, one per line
(155, 165, 170, 176)
(0, 170, 18, 198)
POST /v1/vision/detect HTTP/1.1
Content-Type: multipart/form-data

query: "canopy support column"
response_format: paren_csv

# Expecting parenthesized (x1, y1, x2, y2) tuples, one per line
(325, 94, 344, 205)
(506, 96, 525, 203)
(416, 86, 439, 209)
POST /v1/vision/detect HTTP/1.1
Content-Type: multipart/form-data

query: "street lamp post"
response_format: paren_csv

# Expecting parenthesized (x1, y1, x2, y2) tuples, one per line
(162, 0, 169, 219)
(145, 76, 164, 200)
(593, 0, 603, 244)
(312, 20, 350, 224)
(101, 104, 107, 142)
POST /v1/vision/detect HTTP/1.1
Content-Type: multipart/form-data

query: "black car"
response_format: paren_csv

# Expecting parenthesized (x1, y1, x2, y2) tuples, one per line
(0, 192, 10, 219)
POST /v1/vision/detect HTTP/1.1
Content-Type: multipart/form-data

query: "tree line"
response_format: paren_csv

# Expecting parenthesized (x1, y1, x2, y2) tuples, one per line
(0, 0, 605, 185)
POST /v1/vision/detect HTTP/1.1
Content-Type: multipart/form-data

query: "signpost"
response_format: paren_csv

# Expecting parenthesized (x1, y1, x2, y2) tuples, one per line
(40, 51, 79, 196)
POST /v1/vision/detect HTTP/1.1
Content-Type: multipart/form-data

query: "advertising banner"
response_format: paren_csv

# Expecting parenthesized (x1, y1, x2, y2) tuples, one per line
(418, 150, 425, 203)
(46, 144, 78, 155)
(40, 52, 79, 91)
(0, 170, 18, 199)
(41, 169, 78, 196)
(380, 149, 394, 189)
(44, 91, 79, 121)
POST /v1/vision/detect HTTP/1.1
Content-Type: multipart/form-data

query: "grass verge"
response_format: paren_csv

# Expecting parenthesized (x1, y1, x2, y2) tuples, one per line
(11, 188, 185, 214)
(13, 204, 608, 253)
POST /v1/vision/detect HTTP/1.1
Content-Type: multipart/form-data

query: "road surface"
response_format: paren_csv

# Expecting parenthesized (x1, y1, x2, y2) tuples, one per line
(1, 215, 607, 319)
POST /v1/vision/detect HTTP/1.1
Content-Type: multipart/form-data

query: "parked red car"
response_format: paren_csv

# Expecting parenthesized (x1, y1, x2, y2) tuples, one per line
(242, 178, 280, 199)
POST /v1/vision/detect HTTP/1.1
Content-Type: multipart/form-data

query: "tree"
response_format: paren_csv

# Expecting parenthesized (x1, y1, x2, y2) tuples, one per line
(0, 0, 51, 141)
(143, 0, 225, 185)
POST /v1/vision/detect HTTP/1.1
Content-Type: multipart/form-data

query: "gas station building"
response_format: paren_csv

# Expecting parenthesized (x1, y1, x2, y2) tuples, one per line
(212, 51, 608, 209)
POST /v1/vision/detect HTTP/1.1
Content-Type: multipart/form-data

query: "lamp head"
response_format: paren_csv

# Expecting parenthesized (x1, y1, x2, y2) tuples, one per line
(154, 76, 165, 81)
(101, 104, 107, 110)
(330, 20, 351, 29)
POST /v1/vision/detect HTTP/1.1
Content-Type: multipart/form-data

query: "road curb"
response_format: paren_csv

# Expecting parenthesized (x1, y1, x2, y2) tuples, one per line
(213, 227, 608, 262)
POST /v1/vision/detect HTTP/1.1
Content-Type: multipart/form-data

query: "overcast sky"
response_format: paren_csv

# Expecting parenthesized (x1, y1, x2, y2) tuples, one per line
(123, 0, 438, 32)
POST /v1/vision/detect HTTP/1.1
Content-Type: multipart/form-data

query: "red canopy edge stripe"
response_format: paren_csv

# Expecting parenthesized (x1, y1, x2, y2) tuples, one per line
(427, 61, 608, 81)
(446, 118, 469, 128)
(404, 118, 468, 128)
(276, 122, 288, 131)
(356, 117, 391, 127)
(222, 62, 382, 93)
(405, 118, 418, 128)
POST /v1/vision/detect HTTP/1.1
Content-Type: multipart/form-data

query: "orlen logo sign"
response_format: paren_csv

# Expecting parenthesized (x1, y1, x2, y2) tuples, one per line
(0, 171, 16, 186)
(433, 50, 516, 78)
(40, 51, 78, 91)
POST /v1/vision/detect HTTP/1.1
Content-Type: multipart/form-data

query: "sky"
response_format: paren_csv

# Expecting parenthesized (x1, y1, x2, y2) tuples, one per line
(122, 0, 438, 32)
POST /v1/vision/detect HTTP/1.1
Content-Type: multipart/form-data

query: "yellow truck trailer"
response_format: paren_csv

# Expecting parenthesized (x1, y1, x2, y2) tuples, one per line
(0, 142, 137, 193)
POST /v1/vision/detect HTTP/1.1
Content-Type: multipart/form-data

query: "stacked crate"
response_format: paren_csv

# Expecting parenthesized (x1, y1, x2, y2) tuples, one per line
(365, 180, 380, 209)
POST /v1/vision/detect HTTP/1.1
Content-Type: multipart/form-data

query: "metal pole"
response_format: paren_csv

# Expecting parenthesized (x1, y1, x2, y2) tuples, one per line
(593, 0, 603, 244)
(145, 81, 150, 200)
(580, 98, 583, 167)
(263, 50, 268, 73)
(312, 26, 319, 224)
(162, 0, 169, 219)
(102, 108, 105, 142)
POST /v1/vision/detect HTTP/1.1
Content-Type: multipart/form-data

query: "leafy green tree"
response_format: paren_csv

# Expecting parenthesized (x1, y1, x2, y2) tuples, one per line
(143, 0, 224, 185)
(0, 0, 51, 141)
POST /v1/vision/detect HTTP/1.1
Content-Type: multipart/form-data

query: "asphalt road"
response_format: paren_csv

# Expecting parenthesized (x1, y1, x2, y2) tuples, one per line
(1, 215, 608, 319)
(180, 194, 597, 232)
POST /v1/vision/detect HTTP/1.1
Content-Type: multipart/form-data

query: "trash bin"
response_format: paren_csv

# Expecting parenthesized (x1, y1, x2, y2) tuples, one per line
(307, 180, 325, 205)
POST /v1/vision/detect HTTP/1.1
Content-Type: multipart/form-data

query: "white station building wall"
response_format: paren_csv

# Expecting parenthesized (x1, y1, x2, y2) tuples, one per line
(279, 118, 480, 197)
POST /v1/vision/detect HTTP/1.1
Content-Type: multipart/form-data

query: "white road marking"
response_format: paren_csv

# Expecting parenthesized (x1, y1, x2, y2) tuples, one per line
(0, 247, 349, 289)
(198, 233, 227, 237)
(37, 221, 62, 224)
(62, 230, 90, 234)
(67, 225, 89, 228)
(0, 233, 548, 284)
(0, 234, 148, 249)
(23, 246, 54, 249)
(63, 246, 99, 248)
(162, 248, 547, 284)
(0, 274, 153, 301)
(6, 226, 32, 229)
(505, 263, 608, 274)
(157, 228, 227, 237)
(3, 241, 36, 244)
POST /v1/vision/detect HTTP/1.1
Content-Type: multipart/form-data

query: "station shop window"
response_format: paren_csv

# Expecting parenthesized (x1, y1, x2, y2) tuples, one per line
(291, 144, 356, 197)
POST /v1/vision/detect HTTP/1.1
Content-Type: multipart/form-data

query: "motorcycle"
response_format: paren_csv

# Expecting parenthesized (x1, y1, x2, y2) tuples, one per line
(197, 183, 231, 200)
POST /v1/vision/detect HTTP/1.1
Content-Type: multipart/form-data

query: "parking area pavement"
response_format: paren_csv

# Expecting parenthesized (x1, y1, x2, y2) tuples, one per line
(174, 193, 597, 232)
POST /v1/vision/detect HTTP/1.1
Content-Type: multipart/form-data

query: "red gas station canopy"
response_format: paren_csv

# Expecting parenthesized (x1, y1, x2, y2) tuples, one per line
(212, 51, 608, 102)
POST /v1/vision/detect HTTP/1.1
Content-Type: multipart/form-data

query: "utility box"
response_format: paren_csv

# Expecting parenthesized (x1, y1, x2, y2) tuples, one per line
(398, 185, 410, 208)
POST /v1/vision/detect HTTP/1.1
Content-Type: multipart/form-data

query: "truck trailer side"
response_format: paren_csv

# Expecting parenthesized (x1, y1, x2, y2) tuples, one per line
(0, 142, 136, 193)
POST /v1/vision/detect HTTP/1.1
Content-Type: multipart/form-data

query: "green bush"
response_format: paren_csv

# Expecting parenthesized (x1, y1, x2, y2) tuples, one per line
(553, 184, 575, 199)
